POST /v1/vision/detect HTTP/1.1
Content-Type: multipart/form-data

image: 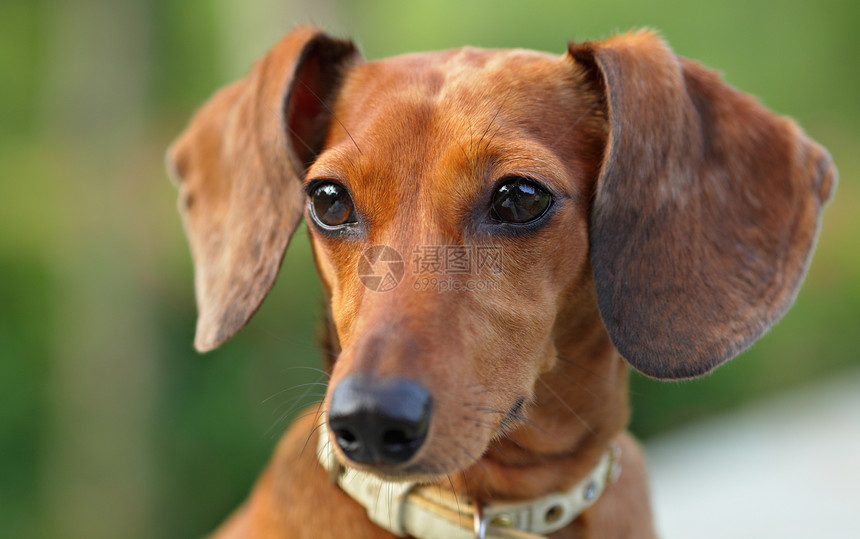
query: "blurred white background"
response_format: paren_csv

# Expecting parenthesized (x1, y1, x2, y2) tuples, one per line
(648, 369, 860, 538)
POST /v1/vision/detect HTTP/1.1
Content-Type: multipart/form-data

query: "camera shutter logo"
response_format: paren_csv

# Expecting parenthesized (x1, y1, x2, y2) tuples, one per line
(358, 245, 405, 292)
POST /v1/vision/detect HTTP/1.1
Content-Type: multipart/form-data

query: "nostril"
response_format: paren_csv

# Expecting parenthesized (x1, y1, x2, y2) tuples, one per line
(382, 428, 418, 453)
(334, 427, 361, 454)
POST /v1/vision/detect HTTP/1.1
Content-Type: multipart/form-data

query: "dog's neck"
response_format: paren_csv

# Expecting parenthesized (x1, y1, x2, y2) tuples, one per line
(318, 295, 629, 503)
(454, 302, 628, 501)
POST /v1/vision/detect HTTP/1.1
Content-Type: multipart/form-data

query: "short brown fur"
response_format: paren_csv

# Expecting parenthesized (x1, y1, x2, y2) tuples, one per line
(168, 26, 835, 538)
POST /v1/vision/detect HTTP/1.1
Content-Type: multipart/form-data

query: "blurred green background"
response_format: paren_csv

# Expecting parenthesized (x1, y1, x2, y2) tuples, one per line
(1, 0, 857, 537)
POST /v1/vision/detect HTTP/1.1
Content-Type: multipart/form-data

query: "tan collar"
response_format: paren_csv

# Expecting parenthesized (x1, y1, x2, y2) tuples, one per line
(316, 420, 622, 539)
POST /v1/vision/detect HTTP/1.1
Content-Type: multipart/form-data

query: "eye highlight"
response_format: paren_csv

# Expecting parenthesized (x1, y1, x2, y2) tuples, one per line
(490, 177, 552, 224)
(309, 182, 356, 229)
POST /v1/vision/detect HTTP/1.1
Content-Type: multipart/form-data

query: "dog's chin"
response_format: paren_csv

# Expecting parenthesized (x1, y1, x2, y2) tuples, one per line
(379, 469, 449, 484)
(334, 457, 451, 484)
(334, 434, 499, 484)
(334, 451, 455, 478)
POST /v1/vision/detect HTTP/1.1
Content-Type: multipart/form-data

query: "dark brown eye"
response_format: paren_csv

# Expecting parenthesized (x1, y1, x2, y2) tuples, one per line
(310, 182, 356, 228)
(490, 177, 552, 224)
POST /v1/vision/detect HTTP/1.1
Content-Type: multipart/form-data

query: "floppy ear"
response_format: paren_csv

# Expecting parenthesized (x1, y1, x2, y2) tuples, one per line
(167, 26, 360, 352)
(569, 31, 836, 379)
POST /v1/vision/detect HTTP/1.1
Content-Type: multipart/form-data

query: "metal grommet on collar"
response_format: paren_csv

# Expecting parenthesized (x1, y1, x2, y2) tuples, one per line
(583, 480, 597, 501)
(607, 442, 623, 483)
(473, 502, 487, 539)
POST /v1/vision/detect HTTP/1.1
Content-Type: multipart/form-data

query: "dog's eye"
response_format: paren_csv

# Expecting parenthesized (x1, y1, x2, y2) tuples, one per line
(310, 182, 356, 228)
(490, 177, 552, 224)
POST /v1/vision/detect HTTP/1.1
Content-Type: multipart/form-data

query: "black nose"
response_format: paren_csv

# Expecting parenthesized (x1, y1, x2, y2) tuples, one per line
(328, 375, 433, 465)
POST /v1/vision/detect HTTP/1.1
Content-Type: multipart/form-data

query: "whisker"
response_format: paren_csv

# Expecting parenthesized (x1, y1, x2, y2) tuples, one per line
(289, 406, 331, 423)
(474, 407, 548, 436)
(459, 470, 472, 501)
(462, 415, 497, 430)
(538, 378, 595, 435)
(476, 88, 512, 152)
(446, 473, 462, 519)
(269, 392, 326, 424)
(297, 79, 362, 155)
(286, 124, 319, 163)
(556, 354, 610, 383)
(280, 365, 331, 378)
(300, 406, 328, 458)
(266, 398, 324, 438)
(554, 103, 599, 145)
(453, 440, 489, 479)
(456, 140, 471, 168)
(549, 365, 602, 401)
(262, 381, 329, 404)
(265, 369, 329, 434)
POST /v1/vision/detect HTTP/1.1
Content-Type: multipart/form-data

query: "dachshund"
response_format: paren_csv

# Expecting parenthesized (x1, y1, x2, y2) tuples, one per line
(167, 26, 835, 538)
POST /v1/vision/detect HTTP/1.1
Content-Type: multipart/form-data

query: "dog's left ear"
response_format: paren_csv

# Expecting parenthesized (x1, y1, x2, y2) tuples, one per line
(167, 27, 360, 352)
(569, 31, 836, 379)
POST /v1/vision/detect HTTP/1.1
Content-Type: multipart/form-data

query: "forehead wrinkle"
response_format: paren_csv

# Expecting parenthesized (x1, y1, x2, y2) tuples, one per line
(307, 142, 360, 181)
(331, 98, 440, 243)
(320, 47, 589, 243)
(424, 128, 579, 226)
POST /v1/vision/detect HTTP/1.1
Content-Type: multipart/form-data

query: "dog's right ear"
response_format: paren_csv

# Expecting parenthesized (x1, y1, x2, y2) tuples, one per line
(569, 31, 835, 380)
(166, 27, 360, 352)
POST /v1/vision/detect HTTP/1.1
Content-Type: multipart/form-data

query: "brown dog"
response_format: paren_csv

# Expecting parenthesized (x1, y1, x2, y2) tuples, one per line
(167, 26, 835, 538)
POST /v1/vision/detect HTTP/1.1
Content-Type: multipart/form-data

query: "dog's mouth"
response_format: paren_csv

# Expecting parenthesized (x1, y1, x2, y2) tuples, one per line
(324, 393, 529, 482)
(325, 439, 462, 484)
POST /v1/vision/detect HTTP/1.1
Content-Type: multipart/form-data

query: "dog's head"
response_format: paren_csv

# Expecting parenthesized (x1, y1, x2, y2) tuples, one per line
(168, 27, 835, 478)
